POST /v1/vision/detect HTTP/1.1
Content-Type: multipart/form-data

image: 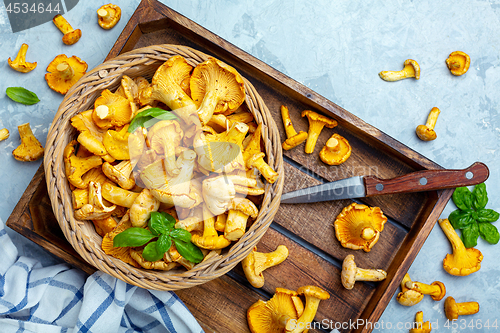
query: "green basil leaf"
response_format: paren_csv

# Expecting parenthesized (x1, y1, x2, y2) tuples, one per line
(6, 87, 40, 105)
(472, 183, 488, 211)
(170, 228, 192, 242)
(461, 222, 479, 248)
(157, 234, 172, 254)
(449, 209, 474, 229)
(128, 108, 177, 133)
(113, 228, 155, 247)
(477, 209, 500, 223)
(478, 223, 500, 244)
(161, 212, 176, 230)
(142, 241, 165, 262)
(173, 239, 204, 263)
(452, 187, 473, 211)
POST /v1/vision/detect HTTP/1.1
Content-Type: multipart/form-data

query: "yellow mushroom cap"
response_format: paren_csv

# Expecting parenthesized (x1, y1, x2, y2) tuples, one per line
(97, 4, 122, 30)
(247, 289, 302, 333)
(319, 133, 351, 165)
(45, 54, 88, 95)
(446, 51, 471, 76)
(191, 57, 246, 124)
(297, 285, 330, 300)
(334, 203, 387, 252)
(93, 89, 134, 129)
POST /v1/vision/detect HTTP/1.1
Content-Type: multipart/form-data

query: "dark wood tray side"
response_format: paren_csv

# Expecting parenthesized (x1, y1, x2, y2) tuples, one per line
(7, 1, 456, 333)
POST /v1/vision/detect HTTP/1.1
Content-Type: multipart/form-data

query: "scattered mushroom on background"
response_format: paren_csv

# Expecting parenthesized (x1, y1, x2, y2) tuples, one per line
(45, 54, 88, 94)
(416, 107, 440, 141)
(446, 51, 470, 76)
(439, 218, 483, 276)
(341, 254, 387, 290)
(396, 273, 424, 306)
(280, 105, 308, 150)
(409, 311, 432, 333)
(405, 278, 446, 301)
(52, 14, 82, 45)
(97, 4, 122, 29)
(319, 133, 351, 165)
(444, 296, 480, 320)
(12, 123, 44, 162)
(247, 287, 304, 333)
(0, 128, 10, 142)
(334, 203, 387, 252)
(301, 110, 337, 154)
(379, 59, 420, 81)
(8, 43, 37, 73)
(242, 245, 289, 288)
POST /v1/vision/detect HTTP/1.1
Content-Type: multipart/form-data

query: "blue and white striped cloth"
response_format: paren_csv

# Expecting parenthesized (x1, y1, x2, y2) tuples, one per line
(0, 221, 204, 333)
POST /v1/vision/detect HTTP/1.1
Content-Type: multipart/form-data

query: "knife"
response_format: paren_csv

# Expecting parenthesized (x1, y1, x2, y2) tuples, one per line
(280, 162, 489, 204)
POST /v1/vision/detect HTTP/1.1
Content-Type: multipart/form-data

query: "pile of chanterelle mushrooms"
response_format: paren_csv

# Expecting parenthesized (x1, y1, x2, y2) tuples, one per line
(64, 55, 278, 271)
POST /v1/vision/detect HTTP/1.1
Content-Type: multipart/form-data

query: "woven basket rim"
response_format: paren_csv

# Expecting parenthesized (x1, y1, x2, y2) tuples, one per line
(44, 44, 284, 290)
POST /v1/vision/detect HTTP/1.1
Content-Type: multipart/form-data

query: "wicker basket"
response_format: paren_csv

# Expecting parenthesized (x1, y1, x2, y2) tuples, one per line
(44, 44, 284, 290)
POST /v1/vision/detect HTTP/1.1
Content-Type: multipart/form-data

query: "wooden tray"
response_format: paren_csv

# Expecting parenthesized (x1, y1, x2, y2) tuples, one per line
(7, 1, 454, 332)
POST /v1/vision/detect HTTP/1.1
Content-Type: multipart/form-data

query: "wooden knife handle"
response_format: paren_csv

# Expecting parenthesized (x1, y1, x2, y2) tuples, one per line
(364, 162, 489, 197)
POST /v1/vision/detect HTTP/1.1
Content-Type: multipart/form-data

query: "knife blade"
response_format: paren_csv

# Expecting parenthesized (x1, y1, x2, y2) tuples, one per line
(280, 162, 489, 204)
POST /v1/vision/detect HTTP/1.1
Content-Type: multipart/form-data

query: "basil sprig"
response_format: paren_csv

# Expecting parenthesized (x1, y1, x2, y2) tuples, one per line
(113, 211, 203, 263)
(448, 183, 499, 247)
(6, 87, 40, 105)
(128, 107, 177, 133)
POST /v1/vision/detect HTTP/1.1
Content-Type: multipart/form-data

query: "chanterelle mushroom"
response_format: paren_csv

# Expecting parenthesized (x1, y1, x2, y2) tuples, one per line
(379, 59, 420, 81)
(93, 89, 135, 129)
(285, 285, 330, 333)
(64, 140, 103, 188)
(396, 273, 424, 306)
(202, 174, 236, 216)
(8, 43, 37, 73)
(247, 288, 304, 333)
(97, 4, 122, 30)
(281, 105, 308, 150)
(242, 245, 289, 288)
(12, 123, 44, 162)
(301, 110, 337, 154)
(102, 125, 130, 160)
(334, 203, 387, 252)
(416, 107, 440, 141)
(129, 188, 160, 227)
(75, 181, 116, 220)
(224, 197, 259, 241)
(45, 54, 88, 95)
(406, 279, 446, 301)
(341, 254, 387, 290)
(191, 204, 231, 250)
(319, 133, 351, 165)
(102, 160, 135, 190)
(439, 218, 483, 276)
(147, 120, 184, 176)
(53, 14, 82, 45)
(444, 296, 479, 321)
(446, 51, 470, 76)
(190, 57, 246, 125)
(140, 56, 198, 125)
(0, 128, 9, 142)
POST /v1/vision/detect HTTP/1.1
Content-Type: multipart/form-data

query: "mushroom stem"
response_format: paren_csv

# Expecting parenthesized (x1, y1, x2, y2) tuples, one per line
(379, 59, 420, 81)
(281, 105, 299, 138)
(360, 227, 376, 241)
(97, 8, 111, 21)
(13, 43, 29, 63)
(439, 218, 467, 260)
(56, 62, 75, 80)
(246, 152, 278, 184)
(325, 137, 341, 152)
(444, 296, 479, 320)
(53, 14, 74, 34)
(286, 297, 321, 333)
(406, 280, 446, 300)
(304, 122, 326, 154)
(225, 210, 247, 241)
(448, 60, 461, 69)
(355, 267, 387, 281)
(425, 107, 440, 129)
